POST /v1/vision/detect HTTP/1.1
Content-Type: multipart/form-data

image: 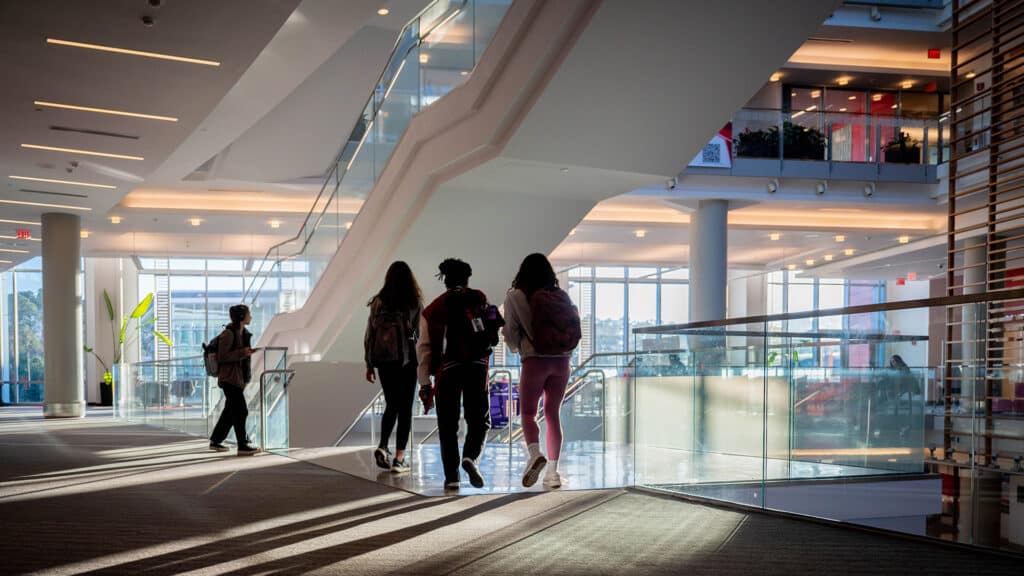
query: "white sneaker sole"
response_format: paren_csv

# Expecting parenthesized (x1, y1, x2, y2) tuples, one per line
(522, 455, 547, 487)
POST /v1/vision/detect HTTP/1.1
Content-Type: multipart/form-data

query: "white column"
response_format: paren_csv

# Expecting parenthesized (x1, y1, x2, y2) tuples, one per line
(42, 213, 83, 418)
(84, 258, 124, 404)
(689, 200, 728, 322)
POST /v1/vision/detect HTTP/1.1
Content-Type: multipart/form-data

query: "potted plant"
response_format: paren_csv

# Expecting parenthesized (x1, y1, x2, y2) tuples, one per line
(84, 290, 173, 406)
(883, 132, 921, 164)
(734, 122, 826, 160)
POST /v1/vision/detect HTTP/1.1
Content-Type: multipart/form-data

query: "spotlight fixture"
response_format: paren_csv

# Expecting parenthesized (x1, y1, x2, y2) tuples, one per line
(80, 230, 90, 239)
(110, 216, 122, 224)
(863, 182, 875, 197)
(835, 234, 846, 242)
(965, 71, 977, 79)
(767, 178, 778, 193)
(419, 53, 429, 64)
(569, 228, 577, 236)
(189, 217, 202, 227)
(269, 220, 281, 229)
(769, 73, 781, 82)
(898, 235, 910, 244)
(634, 229, 647, 239)
(870, 5, 881, 21)
(344, 222, 352, 230)
(844, 248, 856, 256)
(815, 181, 827, 195)
(770, 232, 781, 241)
(838, 77, 850, 86)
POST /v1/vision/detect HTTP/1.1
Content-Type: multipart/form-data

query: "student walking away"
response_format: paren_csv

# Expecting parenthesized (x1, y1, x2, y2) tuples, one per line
(502, 253, 581, 488)
(417, 258, 504, 490)
(208, 304, 260, 455)
(364, 261, 423, 474)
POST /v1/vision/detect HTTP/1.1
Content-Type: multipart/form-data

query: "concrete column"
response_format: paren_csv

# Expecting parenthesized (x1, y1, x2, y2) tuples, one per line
(689, 200, 728, 323)
(42, 213, 83, 418)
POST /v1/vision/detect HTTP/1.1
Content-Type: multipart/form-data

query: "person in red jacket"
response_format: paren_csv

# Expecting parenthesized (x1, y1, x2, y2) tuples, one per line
(417, 258, 500, 490)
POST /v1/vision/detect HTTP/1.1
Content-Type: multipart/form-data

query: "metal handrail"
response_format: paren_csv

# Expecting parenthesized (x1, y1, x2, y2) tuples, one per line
(499, 368, 608, 445)
(242, 0, 469, 305)
(635, 287, 1024, 334)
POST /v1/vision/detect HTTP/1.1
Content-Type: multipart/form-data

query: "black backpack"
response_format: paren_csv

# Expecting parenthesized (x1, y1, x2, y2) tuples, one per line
(443, 290, 504, 363)
(370, 304, 411, 367)
(202, 327, 234, 377)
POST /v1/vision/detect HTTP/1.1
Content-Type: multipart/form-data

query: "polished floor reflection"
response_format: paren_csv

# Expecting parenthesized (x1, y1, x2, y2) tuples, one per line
(283, 440, 634, 497)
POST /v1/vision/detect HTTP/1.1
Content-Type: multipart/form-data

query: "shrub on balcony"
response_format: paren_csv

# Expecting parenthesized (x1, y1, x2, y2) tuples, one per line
(734, 122, 826, 160)
(883, 132, 921, 164)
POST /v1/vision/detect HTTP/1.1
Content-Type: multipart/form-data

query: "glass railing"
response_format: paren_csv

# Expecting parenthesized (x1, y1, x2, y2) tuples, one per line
(633, 289, 1024, 553)
(243, 0, 513, 319)
(729, 107, 948, 166)
(120, 347, 289, 450)
(121, 355, 212, 437)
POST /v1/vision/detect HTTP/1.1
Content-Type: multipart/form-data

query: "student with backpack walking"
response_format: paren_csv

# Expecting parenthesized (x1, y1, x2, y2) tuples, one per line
(364, 261, 423, 473)
(502, 253, 581, 488)
(417, 258, 503, 490)
(208, 304, 259, 455)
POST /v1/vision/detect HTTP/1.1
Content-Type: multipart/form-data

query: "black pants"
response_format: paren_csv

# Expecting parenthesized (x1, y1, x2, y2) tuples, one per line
(377, 362, 418, 452)
(435, 363, 490, 482)
(210, 384, 248, 446)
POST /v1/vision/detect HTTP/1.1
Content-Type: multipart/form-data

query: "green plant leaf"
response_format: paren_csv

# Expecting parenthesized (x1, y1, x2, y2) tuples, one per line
(102, 289, 115, 322)
(131, 293, 153, 319)
(153, 329, 173, 348)
(142, 317, 156, 326)
(84, 345, 94, 353)
(119, 315, 128, 345)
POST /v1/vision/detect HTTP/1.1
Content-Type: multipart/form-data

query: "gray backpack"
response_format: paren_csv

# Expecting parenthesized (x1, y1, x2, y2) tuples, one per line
(371, 306, 410, 366)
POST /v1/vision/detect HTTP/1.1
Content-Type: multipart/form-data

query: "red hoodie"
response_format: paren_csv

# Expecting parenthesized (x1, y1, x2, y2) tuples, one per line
(416, 287, 490, 386)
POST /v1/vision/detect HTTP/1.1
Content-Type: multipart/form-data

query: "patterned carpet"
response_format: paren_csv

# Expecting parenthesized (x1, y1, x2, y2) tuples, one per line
(0, 407, 1017, 575)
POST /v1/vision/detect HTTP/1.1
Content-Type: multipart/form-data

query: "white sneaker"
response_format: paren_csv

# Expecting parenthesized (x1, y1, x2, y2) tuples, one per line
(522, 453, 547, 487)
(543, 472, 561, 488)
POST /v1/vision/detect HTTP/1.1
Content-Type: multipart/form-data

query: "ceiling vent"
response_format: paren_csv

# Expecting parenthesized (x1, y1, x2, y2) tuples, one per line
(50, 125, 139, 140)
(18, 188, 89, 199)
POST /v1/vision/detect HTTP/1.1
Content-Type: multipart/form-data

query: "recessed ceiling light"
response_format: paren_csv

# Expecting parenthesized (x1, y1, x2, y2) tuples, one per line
(848, 95, 857, 100)
(344, 222, 353, 229)
(787, 264, 797, 270)
(805, 259, 815, 266)
(189, 217, 202, 227)
(269, 220, 281, 229)
(839, 107, 848, 112)
(0, 248, 30, 254)
(901, 81, 914, 89)
(824, 254, 834, 261)
(80, 230, 90, 239)
(110, 216, 122, 224)
(569, 228, 577, 236)
(46, 38, 220, 66)
(891, 104, 898, 109)
(0, 198, 90, 211)
(634, 229, 647, 239)
(770, 232, 781, 241)
(0, 218, 40, 226)
(898, 235, 910, 244)
(419, 53, 429, 64)
(21, 143, 144, 161)
(33, 100, 178, 122)
(791, 91, 797, 97)
(965, 71, 977, 79)
(806, 105, 817, 112)
(872, 94, 883, 102)
(9, 175, 116, 189)
(460, 70, 469, 76)
(377, 8, 390, 15)
(835, 234, 845, 242)
(844, 248, 856, 256)
(0, 235, 40, 242)
(838, 78, 850, 86)
(0, 260, 12, 264)
(770, 73, 781, 82)
(811, 90, 821, 98)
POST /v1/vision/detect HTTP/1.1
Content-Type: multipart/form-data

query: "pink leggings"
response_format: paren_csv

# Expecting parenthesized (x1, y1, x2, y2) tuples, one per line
(519, 356, 570, 460)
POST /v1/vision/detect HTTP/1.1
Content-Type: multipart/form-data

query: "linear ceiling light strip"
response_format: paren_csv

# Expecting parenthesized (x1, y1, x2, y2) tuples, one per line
(0, 199, 91, 211)
(33, 101, 178, 122)
(46, 38, 220, 66)
(9, 175, 116, 189)
(20, 144, 144, 161)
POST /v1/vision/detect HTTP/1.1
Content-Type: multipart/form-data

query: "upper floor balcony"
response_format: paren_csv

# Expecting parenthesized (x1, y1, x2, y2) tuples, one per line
(685, 107, 947, 184)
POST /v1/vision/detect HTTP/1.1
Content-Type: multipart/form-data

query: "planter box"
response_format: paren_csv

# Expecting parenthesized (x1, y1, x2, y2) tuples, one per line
(884, 147, 921, 164)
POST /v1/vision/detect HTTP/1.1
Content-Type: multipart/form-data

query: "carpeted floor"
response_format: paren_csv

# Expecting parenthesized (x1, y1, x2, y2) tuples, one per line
(0, 407, 1017, 575)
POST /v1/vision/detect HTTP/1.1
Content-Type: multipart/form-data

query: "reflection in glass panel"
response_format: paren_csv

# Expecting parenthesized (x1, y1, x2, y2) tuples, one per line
(594, 283, 624, 353)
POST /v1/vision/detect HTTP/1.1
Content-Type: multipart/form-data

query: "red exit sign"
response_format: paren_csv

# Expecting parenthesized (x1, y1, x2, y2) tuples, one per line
(15, 229, 31, 240)
(928, 48, 941, 59)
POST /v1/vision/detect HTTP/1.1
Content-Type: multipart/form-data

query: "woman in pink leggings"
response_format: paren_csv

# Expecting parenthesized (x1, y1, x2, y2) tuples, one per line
(502, 253, 579, 488)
